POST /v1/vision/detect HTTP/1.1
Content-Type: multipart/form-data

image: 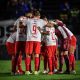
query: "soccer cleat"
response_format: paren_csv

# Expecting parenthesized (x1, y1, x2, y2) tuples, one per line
(70, 70, 76, 74)
(25, 71, 32, 75)
(54, 69, 58, 73)
(30, 70, 33, 73)
(11, 70, 17, 75)
(16, 70, 25, 75)
(11, 71, 19, 75)
(34, 71, 40, 75)
(48, 72, 53, 75)
(42, 70, 48, 74)
(56, 70, 63, 74)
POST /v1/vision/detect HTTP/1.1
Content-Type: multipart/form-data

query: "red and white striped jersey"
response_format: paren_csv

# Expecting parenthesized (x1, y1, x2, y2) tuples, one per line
(63, 25, 73, 39)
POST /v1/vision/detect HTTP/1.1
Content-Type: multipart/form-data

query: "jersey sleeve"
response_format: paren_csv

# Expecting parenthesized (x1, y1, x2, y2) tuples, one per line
(58, 26, 67, 39)
(14, 18, 19, 26)
(7, 32, 16, 43)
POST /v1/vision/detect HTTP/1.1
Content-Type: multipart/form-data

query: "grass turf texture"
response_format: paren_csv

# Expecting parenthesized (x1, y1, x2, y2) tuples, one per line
(0, 60, 80, 80)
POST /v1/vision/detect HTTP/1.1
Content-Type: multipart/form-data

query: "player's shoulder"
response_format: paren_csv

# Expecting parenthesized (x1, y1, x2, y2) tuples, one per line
(7, 32, 16, 41)
(16, 16, 27, 22)
(37, 19, 46, 25)
(39, 18, 43, 20)
(11, 32, 16, 37)
(19, 16, 27, 20)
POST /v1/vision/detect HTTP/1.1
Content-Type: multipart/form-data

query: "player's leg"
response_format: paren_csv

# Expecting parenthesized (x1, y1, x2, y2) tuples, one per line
(43, 54, 48, 74)
(58, 50, 64, 73)
(17, 53, 22, 71)
(34, 54, 40, 74)
(47, 46, 55, 75)
(29, 54, 33, 73)
(17, 52, 25, 74)
(41, 45, 48, 74)
(69, 36, 76, 74)
(17, 41, 26, 74)
(6, 42, 16, 74)
(34, 42, 41, 74)
(13, 41, 21, 74)
(54, 47, 58, 73)
(58, 40, 65, 73)
(48, 57, 53, 75)
(54, 54, 58, 73)
(25, 54, 31, 74)
(25, 41, 33, 75)
(69, 46, 76, 74)
(63, 51, 70, 74)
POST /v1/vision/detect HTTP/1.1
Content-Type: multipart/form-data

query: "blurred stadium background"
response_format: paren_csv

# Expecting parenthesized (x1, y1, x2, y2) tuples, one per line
(0, 0, 80, 60)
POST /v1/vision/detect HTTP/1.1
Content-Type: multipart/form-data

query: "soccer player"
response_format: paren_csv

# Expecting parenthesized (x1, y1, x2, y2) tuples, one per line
(62, 24, 77, 74)
(54, 20, 70, 74)
(13, 12, 33, 74)
(25, 10, 46, 75)
(12, 17, 27, 75)
(43, 20, 57, 75)
(55, 20, 77, 74)
(6, 32, 24, 75)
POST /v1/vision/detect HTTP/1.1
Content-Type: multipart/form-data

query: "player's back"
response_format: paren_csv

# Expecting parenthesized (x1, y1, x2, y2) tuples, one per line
(26, 18, 45, 42)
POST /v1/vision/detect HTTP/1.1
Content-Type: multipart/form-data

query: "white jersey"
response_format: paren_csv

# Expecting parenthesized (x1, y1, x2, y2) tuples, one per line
(14, 16, 27, 26)
(14, 16, 27, 33)
(26, 18, 45, 42)
(44, 27, 56, 46)
(14, 16, 27, 41)
(63, 25, 73, 39)
(7, 32, 16, 43)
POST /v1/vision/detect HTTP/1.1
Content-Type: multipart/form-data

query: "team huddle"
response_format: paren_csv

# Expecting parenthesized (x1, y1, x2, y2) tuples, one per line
(6, 10, 77, 75)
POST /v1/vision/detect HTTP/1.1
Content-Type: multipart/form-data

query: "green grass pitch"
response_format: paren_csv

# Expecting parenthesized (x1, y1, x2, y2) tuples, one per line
(0, 60, 80, 80)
